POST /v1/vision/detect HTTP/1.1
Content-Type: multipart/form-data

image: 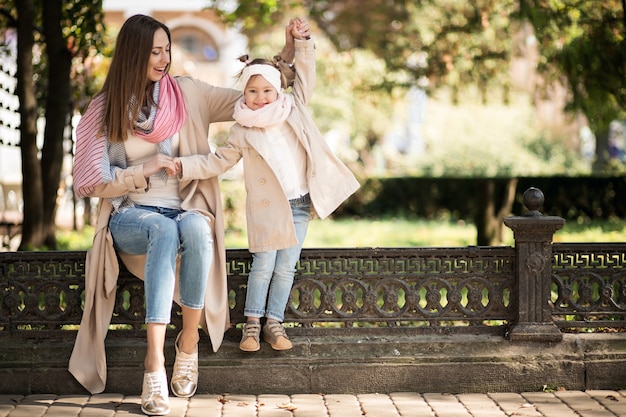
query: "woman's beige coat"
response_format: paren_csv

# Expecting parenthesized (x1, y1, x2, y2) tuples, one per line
(68, 78, 240, 394)
(180, 39, 360, 253)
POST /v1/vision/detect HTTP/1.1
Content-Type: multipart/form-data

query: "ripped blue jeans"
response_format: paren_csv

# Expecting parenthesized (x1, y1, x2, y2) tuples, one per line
(109, 205, 213, 323)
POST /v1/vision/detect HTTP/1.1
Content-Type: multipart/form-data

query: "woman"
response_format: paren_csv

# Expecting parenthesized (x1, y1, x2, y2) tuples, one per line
(68, 14, 299, 416)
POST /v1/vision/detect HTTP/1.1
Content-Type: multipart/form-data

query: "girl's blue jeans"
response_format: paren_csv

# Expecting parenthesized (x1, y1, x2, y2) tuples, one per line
(109, 205, 213, 323)
(244, 198, 310, 322)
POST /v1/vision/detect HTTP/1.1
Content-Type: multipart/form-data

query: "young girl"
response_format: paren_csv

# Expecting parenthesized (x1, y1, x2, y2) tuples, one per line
(174, 18, 360, 352)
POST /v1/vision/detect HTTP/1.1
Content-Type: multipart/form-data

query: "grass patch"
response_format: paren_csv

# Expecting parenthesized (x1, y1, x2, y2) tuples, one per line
(56, 217, 626, 250)
(306, 218, 478, 248)
(552, 217, 626, 243)
(223, 218, 479, 249)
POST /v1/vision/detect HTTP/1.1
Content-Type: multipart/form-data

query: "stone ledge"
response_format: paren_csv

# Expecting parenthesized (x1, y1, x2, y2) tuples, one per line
(0, 332, 624, 395)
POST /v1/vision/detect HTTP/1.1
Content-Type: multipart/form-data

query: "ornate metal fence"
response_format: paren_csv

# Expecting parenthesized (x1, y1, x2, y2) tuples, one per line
(1, 242, 625, 337)
(236, 247, 517, 330)
(552, 243, 626, 330)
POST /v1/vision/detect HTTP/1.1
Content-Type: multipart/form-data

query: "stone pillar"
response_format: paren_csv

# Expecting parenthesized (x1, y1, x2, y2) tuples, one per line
(503, 187, 565, 342)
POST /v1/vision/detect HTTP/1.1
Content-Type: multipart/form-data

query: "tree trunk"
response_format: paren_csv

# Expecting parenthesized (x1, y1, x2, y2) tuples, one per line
(41, 0, 72, 248)
(474, 178, 518, 246)
(16, 0, 45, 250)
(591, 123, 612, 173)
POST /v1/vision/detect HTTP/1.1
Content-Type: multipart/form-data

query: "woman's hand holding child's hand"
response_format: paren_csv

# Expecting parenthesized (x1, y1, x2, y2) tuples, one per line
(143, 154, 179, 178)
(288, 17, 310, 40)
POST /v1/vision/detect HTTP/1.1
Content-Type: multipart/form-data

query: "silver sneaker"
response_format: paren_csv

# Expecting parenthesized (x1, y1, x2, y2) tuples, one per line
(141, 370, 170, 416)
(170, 332, 198, 398)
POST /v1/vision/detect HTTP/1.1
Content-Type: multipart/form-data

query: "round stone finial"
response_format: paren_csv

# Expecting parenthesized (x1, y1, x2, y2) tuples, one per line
(523, 187, 544, 216)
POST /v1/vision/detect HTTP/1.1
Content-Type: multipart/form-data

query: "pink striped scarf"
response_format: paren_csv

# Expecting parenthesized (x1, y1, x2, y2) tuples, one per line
(73, 74, 187, 198)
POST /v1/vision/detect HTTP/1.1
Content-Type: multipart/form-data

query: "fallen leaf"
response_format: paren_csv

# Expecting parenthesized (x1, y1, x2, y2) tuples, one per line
(277, 402, 298, 411)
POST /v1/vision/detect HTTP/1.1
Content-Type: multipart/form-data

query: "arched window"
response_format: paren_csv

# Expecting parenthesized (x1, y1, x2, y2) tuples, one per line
(171, 27, 219, 62)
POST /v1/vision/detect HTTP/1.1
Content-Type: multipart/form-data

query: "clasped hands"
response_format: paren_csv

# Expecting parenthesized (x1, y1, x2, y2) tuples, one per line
(143, 154, 182, 179)
(287, 17, 310, 40)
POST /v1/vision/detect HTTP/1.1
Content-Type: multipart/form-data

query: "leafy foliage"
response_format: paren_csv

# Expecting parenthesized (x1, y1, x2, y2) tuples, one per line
(519, 0, 626, 135)
(206, 0, 518, 99)
(1, 0, 106, 112)
(204, 0, 299, 37)
(408, 88, 590, 177)
(0, 0, 106, 249)
(206, 0, 626, 174)
(304, 0, 519, 103)
(61, 1, 105, 54)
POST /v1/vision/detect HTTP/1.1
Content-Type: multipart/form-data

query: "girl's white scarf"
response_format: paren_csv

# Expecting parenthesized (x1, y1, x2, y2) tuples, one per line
(233, 93, 293, 128)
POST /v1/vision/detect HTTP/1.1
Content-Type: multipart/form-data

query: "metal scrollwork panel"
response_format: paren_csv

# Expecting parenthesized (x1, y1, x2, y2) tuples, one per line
(552, 244, 626, 326)
(0, 252, 86, 329)
(286, 247, 516, 327)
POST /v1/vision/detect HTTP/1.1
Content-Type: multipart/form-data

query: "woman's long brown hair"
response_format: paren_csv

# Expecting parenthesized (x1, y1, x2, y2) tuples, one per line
(98, 14, 171, 143)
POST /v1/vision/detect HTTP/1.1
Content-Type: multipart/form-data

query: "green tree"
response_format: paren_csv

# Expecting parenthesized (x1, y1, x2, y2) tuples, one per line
(207, 0, 626, 244)
(209, 1, 626, 165)
(207, 0, 521, 245)
(0, 0, 104, 249)
(518, 0, 626, 172)
(306, 0, 518, 103)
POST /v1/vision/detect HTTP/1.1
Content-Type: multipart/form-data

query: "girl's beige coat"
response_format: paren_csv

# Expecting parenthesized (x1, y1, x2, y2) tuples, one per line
(180, 39, 360, 253)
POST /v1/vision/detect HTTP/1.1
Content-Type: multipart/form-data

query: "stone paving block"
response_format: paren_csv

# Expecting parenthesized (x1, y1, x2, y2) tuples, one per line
(422, 393, 472, 417)
(290, 394, 327, 417)
(324, 394, 363, 416)
(78, 393, 124, 417)
(113, 395, 143, 416)
(520, 392, 579, 417)
(586, 390, 626, 417)
(6, 394, 56, 417)
(456, 393, 508, 417)
(487, 392, 542, 416)
(186, 394, 223, 417)
(167, 396, 190, 417)
(43, 395, 89, 417)
(554, 390, 617, 416)
(257, 394, 292, 416)
(358, 393, 399, 417)
(220, 394, 257, 417)
(390, 392, 435, 417)
(79, 406, 116, 417)
(0, 395, 22, 417)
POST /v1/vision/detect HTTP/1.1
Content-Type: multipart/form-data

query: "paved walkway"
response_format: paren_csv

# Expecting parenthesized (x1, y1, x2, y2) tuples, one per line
(1, 390, 626, 417)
